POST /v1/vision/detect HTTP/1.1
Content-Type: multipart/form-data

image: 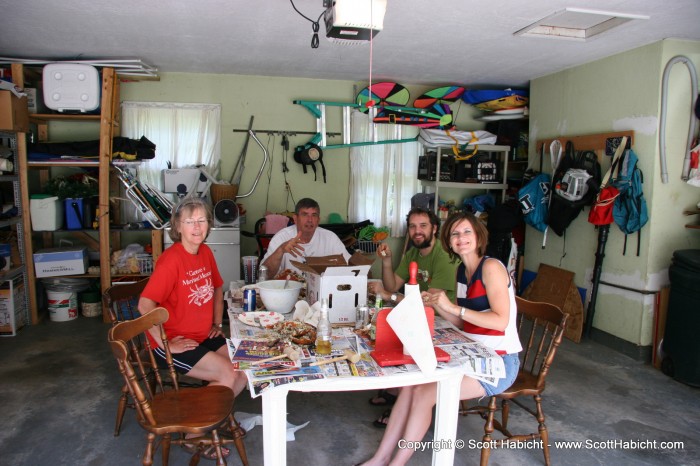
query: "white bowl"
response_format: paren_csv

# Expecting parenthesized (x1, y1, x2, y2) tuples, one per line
(256, 280, 303, 314)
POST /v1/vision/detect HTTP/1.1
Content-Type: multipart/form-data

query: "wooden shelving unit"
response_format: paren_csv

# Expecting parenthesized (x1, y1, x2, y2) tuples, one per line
(13, 64, 162, 323)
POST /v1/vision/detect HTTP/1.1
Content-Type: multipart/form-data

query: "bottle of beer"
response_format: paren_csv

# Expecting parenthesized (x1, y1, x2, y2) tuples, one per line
(315, 298, 332, 355)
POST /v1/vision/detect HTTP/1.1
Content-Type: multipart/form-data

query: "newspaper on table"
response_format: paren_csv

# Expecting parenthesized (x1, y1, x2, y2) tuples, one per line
(228, 310, 507, 395)
(432, 323, 506, 386)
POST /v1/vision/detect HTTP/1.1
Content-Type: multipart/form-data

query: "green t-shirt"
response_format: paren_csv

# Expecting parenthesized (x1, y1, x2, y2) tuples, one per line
(395, 242, 458, 302)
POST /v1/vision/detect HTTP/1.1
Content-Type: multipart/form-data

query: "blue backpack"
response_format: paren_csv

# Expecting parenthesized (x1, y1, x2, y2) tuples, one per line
(518, 173, 550, 232)
(612, 149, 648, 255)
(518, 145, 550, 232)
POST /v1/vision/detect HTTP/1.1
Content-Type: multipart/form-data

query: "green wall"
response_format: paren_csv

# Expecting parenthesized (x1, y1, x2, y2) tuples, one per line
(527, 39, 700, 347)
(119, 74, 486, 257)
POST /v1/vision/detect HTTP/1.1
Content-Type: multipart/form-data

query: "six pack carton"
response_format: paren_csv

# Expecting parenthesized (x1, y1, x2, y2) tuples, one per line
(292, 252, 374, 324)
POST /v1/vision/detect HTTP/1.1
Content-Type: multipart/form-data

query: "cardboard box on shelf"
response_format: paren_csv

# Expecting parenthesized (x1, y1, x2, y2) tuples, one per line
(292, 252, 374, 324)
(0, 273, 26, 337)
(33, 247, 89, 278)
(0, 90, 29, 132)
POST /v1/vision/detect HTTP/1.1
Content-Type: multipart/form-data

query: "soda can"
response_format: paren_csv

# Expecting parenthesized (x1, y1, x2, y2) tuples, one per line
(243, 289, 256, 312)
(356, 305, 370, 330)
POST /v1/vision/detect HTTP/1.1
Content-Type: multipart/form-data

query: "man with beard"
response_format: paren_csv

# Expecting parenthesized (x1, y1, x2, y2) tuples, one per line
(261, 198, 351, 277)
(366, 207, 457, 425)
(368, 207, 457, 305)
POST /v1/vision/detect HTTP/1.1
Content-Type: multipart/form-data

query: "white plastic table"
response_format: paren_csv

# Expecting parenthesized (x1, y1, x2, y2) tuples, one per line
(260, 366, 464, 465)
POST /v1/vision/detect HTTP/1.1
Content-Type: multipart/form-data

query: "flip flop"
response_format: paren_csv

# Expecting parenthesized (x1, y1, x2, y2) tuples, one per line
(373, 409, 392, 428)
(368, 389, 397, 406)
(181, 442, 230, 461)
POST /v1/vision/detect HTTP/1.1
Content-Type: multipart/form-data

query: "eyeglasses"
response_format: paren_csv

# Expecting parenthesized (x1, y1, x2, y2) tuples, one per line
(181, 219, 208, 227)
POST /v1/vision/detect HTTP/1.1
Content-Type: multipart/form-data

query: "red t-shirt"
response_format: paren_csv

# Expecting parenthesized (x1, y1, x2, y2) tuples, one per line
(142, 242, 223, 343)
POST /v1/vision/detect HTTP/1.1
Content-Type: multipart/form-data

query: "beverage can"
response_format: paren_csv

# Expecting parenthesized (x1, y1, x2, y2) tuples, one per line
(375, 295, 383, 310)
(243, 289, 256, 312)
(355, 306, 370, 330)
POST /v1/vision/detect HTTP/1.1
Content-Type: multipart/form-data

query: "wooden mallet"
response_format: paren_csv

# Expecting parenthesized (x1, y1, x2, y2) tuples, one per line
(251, 346, 301, 365)
(310, 349, 361, 366)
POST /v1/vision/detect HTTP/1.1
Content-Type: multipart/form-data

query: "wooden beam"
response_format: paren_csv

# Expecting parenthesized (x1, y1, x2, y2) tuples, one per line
(537, 130, 634, 159)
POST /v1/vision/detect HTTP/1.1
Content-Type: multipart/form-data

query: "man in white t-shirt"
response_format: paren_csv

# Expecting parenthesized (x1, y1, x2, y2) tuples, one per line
(261, 198, 350, 277)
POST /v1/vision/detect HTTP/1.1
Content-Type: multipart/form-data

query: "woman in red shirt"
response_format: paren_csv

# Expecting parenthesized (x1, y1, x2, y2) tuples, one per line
(138, 197, 247, 394)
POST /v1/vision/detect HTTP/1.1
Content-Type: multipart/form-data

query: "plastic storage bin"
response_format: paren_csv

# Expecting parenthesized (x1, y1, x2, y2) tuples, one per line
(662, 249, 700, 387)
(30, 195, 63, 231)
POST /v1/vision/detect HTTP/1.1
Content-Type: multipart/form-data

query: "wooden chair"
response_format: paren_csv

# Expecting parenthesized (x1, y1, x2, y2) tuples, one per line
(460, 296, 568, 465)
(108, 307, 248, 466)
(103, 278, 150, 436)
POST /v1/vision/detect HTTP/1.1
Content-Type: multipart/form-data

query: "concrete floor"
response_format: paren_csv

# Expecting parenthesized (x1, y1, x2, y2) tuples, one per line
(1, 315, 698, 466)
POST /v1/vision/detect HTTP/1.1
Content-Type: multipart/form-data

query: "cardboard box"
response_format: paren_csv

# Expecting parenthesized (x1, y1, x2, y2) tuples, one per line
(292, 252, 374, 324)
(0, 273, 26, 337)
(33, 247, 89, 278)
(0, 90, 29, 132)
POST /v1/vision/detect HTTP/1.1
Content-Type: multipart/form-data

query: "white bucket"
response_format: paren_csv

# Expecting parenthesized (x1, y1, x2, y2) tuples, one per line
(30, 196, 64, 231)
(47, 290, 79, 322)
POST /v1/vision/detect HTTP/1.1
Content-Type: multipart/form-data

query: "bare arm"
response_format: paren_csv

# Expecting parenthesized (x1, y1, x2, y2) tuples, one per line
(423, 258, 511, 331)
(208, 286, 225, 338)
(261, 231, 304, 276)
(373, 243, 406, 301)
(137, 296, 163, 349)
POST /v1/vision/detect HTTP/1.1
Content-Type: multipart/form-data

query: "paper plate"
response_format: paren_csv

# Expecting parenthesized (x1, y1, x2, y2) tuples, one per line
(238, 311, 285, 327)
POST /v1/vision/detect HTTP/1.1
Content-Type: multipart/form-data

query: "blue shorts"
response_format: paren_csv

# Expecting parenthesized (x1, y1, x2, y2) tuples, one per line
(153, 335, 226, 374)
(479, 352, 520, 396)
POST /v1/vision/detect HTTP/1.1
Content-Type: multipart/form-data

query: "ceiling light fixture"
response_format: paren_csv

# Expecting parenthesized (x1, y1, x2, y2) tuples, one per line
(514, 8, 649, 41)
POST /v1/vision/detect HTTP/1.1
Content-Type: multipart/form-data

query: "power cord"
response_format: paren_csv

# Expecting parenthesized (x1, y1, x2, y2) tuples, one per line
(289, 0, 325, 49)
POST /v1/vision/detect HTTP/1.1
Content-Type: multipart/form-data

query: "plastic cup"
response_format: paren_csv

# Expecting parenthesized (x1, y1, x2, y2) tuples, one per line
(242, 256, 258, 284)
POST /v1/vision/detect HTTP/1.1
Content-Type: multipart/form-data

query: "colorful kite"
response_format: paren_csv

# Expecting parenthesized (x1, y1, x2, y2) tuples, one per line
(373, 103, 453, 128)
(356, 82, 410, 112)
(413, 86, 465, 109)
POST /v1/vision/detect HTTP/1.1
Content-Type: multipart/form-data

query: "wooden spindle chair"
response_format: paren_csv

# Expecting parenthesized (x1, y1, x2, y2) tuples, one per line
(103, 278, 150, 436)
(108, 307, 248, 466)
(460, 296, 568, 465)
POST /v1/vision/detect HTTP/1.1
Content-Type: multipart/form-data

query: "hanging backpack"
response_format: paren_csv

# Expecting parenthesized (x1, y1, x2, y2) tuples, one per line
(293, 142, 327, 183)
(518, 143, 550, 232)
(547, 143, 602, 236)
(612, 149, 648, 255)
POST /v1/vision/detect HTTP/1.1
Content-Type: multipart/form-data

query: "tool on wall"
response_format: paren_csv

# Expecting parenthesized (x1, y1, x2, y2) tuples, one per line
(230, 115, 255, 185)
(659, 55, 698, 183)
(235, 130, 269, 199)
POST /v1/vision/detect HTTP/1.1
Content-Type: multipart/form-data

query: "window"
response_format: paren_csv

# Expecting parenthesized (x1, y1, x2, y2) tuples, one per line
(348, 110, 420, 237)
(121, 101, 221, 189)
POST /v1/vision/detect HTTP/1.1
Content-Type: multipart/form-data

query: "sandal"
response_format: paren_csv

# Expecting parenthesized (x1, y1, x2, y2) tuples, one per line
(373, 409, 392, 428)
(181, 441, 230, 461)
(368, 389, 397, 406)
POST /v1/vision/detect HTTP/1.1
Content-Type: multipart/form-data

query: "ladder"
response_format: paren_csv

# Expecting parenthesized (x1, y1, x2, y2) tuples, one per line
(293, 100, 419, 150)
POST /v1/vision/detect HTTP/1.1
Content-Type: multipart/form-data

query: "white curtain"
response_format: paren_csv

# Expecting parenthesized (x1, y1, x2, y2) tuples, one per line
(121, 101, 222, 189)
(348, 110, 420, 237)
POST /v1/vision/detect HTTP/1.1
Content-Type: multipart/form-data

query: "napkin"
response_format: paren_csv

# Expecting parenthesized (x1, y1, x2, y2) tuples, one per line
(386, 289, 438, 375)
(292, 300, 321, 327)
(234, 411, 310, 441)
